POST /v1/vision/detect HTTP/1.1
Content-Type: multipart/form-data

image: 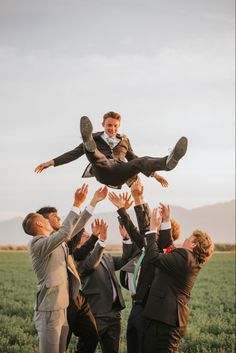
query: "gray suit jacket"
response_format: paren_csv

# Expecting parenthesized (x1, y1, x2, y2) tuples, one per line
(77, 241, 133, 318)
(28, 208, 91, 311)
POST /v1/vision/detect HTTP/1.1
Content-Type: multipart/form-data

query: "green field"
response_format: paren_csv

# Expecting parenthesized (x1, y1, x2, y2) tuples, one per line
(0, 252, 235, 353)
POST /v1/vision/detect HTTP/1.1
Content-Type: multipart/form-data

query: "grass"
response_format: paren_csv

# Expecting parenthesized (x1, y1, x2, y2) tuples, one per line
(0, 252, 235, 353)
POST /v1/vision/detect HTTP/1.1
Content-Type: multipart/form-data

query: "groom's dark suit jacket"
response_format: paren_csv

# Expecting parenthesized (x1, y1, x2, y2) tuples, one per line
(53, 131, 138, 177)
(144, 232, 202, 328)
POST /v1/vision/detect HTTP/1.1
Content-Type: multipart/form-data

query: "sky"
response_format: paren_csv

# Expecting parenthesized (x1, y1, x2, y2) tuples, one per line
(0, 0, 235, 220)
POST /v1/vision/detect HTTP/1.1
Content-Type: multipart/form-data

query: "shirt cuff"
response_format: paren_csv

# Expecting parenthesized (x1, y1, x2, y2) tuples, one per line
(71, 206, 81, 215)
(86, 204, 94, 215)
(145, 230, 158, 235)
(161, 221, 171, 230)
(123, 239, 132, 244)
(97, 240, 106, 248)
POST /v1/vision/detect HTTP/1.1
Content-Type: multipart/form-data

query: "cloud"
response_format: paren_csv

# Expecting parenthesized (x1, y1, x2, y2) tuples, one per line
(0, 0, 234, 217)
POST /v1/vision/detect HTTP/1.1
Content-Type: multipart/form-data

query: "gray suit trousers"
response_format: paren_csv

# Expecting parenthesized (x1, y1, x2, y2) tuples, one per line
(34, 309, 68, 353)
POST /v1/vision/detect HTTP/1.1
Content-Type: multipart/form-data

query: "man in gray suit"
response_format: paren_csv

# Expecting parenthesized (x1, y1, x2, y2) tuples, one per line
(22, 184, 108, 353)
(76, 219, 132, 353)
(36, 206, 99, 353)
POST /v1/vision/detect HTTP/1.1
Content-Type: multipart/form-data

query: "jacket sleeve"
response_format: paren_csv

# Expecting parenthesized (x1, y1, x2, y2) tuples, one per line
(67, 228, 84, 254)
(134, 203, 172, 251)
(53, 143, 84, 166)
(32, 208, 92, 258)
(117, 208, 144, 249)
(134, 203, 151, 235)
(112, 242, 135, 271)
(73, 234, 98, 261)
(125, 138, 138, 161)
(159, 228, 172, 251)
(145, 232, 187, 277)
(76, 242, 104, 275)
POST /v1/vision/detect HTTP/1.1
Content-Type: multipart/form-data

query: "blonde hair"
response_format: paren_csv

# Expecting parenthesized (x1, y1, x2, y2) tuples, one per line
(192, 229, 214, 264)
(170, 218, 181, 241)
(22, 213, 39, 236)
(103, 111, 121, 122)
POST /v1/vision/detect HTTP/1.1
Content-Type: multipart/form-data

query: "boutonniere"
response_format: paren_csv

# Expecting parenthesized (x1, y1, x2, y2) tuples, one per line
(164, 245, 175, 253)
(120, 134, 127, 142)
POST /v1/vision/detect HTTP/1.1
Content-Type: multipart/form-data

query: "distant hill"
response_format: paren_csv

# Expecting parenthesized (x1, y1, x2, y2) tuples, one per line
(0, 200, 235, 245)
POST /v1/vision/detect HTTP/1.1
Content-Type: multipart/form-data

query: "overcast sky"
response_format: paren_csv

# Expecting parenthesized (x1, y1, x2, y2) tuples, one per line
(0, 0, 235, 220)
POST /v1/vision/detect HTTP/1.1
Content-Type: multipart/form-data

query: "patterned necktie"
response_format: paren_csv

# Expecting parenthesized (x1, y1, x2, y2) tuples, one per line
(133, 250, 145, 290)
(106, 137, 115, 149)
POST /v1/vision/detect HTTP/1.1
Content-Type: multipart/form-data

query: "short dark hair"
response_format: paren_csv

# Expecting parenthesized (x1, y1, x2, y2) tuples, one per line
(22, 213, 39, 236)
(103, 111, 121, 122)
(37, 206, 57, 218)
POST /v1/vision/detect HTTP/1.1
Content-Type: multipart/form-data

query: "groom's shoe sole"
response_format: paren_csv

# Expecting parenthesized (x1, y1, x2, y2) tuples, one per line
(80, 116, 96, 152)
(166, 136, 188, 170)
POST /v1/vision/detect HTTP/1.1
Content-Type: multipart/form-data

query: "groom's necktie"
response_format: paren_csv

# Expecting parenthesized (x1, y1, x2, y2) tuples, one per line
(133, 250, 145, 290)
(106, 137, 115, 149)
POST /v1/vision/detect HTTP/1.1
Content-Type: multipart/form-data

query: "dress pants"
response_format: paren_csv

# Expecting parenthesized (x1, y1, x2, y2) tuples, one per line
(67, 293, 99, 353)
(96, 312, 121, 353)
(127, 303, 146, 353)
(34, 309, 68, 353)
(143, 320, 186, 353)
(85, 149, 168, 187)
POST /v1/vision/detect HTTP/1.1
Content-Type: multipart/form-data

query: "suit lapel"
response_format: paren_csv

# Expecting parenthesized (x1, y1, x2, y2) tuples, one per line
(101, 256, 117, 284)
(100, 255, 110, 272)
(67, 255, 80, 282)
(62, 242, 68, 261)
(114, 134, 122, 148)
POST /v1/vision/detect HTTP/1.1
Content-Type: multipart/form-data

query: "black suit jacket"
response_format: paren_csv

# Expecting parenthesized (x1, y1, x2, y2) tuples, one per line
(117, 207, 172, 304)
(53, 131, 138, 177)
(134, 203, 151, 236)
(76, 241, 132, 317)
(144, 232, 202, 327)
(67, 232, 98, 306)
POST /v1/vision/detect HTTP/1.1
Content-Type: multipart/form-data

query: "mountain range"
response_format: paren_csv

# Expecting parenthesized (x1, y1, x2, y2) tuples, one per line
(0, 200, 235, 245)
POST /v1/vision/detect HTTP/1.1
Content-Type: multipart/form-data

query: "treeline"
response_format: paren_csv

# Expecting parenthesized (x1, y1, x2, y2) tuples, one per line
(0, 244, 235, 252)
(214, 243, 236, 251)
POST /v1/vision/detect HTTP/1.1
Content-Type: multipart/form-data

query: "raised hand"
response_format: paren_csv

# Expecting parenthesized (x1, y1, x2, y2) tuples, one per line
(99, 219, 108, 241)
(34, 160, 54, 173)
(90, 186, 108, 207)
(91, 219, 101, 236)
(119, 225, 129, 239)
(159, 203, 170, 222)
(73, 184, 89, 208)
(153, 173, 169, 188)
(131, 178, 144, 199)
(121, 192, 134, 210)
(108, 192, 126, 209)
(150, 208, 161, 232)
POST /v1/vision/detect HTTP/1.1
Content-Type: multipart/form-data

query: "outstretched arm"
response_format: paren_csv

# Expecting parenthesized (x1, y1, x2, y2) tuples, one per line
(73, 234, 98, 260)
(34, 143, 84, 173)
(152, 172, 169, 188)
(34, 160, 54, 173)
(111, 225, 135, 270)
(131, 178, 151, 234)
(144, 208, 186, 277)
(67, 228, 84, 254)
(32, 184, 90, 257)
(76, 219, 107, 275)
